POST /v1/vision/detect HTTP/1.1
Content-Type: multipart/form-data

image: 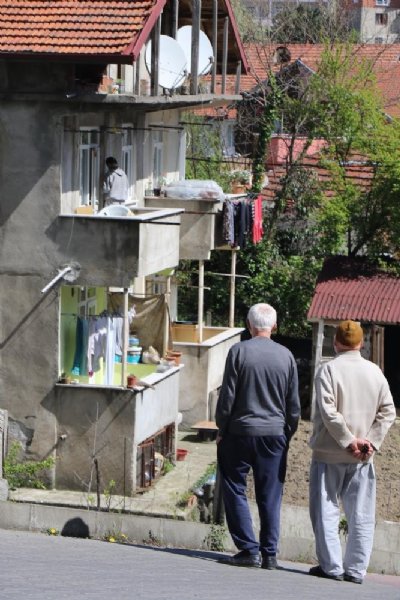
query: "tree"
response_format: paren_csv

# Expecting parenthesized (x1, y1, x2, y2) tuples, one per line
(180, 44, 400, 337)
(270, 3, 358, 44)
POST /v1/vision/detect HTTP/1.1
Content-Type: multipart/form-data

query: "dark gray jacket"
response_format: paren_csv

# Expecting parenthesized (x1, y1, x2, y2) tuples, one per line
(215, 336, 300, 439)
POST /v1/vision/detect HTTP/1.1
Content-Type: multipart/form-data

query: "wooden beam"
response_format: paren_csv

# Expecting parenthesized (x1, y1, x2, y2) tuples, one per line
(171, 0, 179, 39)
(151, 16, 161, 95)
(235, 60, 241, 94)
(190, 0, 201, 94)
(228, 248, 237, 327)
(211, 0, 218, 93)
(222, 16, 228, 94)
(198, 259, 204, 343)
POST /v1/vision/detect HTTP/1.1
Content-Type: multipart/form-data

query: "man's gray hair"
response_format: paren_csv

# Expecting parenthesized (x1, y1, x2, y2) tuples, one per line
(247, 303, 277, 332)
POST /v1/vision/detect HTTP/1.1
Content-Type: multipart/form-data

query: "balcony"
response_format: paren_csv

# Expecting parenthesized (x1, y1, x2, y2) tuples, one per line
(144, 196, 223, 260)
(48, 207, 183, 287)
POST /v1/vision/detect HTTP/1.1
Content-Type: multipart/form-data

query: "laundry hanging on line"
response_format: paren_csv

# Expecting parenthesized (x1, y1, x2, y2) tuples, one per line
(222, 195, 264, 248)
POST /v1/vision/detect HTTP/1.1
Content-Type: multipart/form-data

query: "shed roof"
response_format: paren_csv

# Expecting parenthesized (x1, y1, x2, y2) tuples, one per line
(307, 256, 400, 324)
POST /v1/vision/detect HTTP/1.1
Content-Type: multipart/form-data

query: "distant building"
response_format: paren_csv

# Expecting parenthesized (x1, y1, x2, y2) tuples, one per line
(344, 0, 400, 44)
(243, 0, 400, 44)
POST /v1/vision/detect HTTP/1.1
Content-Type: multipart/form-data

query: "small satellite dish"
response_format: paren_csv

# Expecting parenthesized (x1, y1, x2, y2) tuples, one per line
(145, 35, 187, 89)
(177, 26, 214, 76)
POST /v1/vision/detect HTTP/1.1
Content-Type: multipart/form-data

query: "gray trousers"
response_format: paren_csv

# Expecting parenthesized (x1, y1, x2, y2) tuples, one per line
(309, 460, 376, 579)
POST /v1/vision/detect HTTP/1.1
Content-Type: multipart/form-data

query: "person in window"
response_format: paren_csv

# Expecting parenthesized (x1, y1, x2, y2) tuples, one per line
(103, 157, 128, 205)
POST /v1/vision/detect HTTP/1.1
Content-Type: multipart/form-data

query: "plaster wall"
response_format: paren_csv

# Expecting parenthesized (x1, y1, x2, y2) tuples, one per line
(134, 368, 181, 444)
(173, 328, 243, 427)
(51, 367, 181, 495)
(0, 70, 183, 485)
(359, 8, 400, 42)
(145, 197, 223, 260)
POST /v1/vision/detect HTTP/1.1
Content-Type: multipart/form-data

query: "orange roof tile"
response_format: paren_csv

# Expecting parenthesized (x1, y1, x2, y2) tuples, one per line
(0, 0, 162, 58)
(212, 43, 400, 118)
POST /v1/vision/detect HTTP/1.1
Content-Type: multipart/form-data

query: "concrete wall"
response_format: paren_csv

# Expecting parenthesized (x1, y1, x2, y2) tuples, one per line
(0, 60, 184, 492)
(51, 367, 181, 494)
(0, 501, 398, 574)
(145, 197, 223, 260)
(172, 328, 243, 427)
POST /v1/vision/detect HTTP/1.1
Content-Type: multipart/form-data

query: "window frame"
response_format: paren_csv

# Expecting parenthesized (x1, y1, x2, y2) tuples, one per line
(79, 127, 100, 207)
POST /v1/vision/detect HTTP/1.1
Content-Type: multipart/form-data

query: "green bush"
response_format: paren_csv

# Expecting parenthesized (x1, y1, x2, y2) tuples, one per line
(4, 441, 55, 489)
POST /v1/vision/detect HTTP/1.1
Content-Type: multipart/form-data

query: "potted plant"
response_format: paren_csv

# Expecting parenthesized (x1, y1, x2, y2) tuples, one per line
(228, 169, 251, 193)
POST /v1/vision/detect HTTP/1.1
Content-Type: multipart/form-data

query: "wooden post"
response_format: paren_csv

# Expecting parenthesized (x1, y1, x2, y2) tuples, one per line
(235, 60, 241, 94)
(190, 0, 201, 94)
(198, 260, 204, 343)
(121, 288, 129, 386)
(171, 0, 179, 39)
(151, 16, 161, 95)
(229, 248, 237, 327)
(164, 276, 172, 355)
(221, 16, 228, 94)
(211, 0, 218, 93)
(134, 55, 141, 95)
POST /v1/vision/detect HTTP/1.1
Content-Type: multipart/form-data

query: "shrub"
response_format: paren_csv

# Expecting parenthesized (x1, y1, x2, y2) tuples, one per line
(4, 441, 55, 489)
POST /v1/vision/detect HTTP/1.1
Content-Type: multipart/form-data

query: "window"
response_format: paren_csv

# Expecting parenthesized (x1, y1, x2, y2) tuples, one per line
(376, 0, 389, 5)
(78, 287, 97, 317)
(376, 12, 388, 25)
(152, 129, 164, 186)
(79, 129, 99, 206)
(122, 125, 136, 202)
(375, 36, 384, 43)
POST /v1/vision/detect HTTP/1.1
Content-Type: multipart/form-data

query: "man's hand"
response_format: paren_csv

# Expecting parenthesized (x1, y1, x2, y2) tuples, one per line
(347, 439, 374, 461)
(216, 433, 223, 445)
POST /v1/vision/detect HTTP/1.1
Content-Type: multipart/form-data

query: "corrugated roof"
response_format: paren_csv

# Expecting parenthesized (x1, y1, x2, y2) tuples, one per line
(308, 257, 400, 324)
(0, 0, 163, 58)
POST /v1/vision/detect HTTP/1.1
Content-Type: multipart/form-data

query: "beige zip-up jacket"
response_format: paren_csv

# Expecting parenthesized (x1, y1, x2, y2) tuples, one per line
(310, 350, 396, 464)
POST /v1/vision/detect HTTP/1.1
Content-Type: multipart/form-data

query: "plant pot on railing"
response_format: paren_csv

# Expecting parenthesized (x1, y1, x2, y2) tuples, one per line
(231, 183, 247, 194)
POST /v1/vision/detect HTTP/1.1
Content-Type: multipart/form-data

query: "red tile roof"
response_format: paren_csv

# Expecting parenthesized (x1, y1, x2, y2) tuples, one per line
(261, 147, 375, 205)
(0, 0, 163, 58)
(211, 43, 400, 118)
(308, 257, 400, 324)
(0, 0, 249, 70)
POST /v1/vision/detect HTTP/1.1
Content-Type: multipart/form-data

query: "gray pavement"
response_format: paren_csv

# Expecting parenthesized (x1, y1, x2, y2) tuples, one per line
(0, 528, 399, 600)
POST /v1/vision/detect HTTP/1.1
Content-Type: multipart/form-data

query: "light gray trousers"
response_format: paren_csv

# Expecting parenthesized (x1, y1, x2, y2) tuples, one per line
(309, 460, 376, 579)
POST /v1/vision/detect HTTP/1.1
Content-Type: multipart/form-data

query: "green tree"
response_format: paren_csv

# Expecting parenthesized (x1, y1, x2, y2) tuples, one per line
(270, 3, 358, 44)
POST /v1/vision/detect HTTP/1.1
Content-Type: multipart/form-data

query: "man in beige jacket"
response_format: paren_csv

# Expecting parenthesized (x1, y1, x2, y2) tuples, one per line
(309, 320, 396, 584)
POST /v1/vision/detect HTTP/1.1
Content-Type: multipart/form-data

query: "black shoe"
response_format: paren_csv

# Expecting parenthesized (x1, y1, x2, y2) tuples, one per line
(309, 565, 344, 581)
(218, 550, 261, 568)
(261, 556, 278, 570)
(344, 573, 363, 584)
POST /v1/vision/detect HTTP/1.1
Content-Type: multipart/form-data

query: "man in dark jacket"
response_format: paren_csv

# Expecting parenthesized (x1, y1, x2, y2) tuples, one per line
(216, 303, 300, 569)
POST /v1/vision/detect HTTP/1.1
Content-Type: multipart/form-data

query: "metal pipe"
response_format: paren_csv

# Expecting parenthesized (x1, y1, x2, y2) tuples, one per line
(41, 267, 72, 294)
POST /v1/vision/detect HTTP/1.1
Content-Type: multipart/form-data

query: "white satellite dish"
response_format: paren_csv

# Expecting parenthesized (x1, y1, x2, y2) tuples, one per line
(145, 35, 187, 89)
(177, 26, 214, 76)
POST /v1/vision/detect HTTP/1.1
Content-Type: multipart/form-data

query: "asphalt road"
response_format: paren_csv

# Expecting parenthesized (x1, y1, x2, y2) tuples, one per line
(0, 529, 399, 600)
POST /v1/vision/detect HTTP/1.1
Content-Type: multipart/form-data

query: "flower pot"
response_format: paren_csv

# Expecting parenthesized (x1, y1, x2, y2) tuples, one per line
(165, 350, 182, 365)
(127, 374, 137, 388)
(231, 183, 246, 194)
(176, 448, 188, 461)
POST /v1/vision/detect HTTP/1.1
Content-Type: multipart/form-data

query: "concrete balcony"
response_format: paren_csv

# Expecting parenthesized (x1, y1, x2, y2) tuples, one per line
(49, 207, 183, 287)
(144, 196, 223, 260)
